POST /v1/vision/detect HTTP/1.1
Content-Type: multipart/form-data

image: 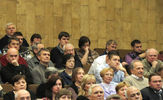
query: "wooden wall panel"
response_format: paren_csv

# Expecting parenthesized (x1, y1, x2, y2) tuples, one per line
(0, 0, 162, 51)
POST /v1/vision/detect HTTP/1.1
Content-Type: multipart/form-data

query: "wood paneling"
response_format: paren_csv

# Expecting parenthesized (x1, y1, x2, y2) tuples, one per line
(0, 0, 162, 51)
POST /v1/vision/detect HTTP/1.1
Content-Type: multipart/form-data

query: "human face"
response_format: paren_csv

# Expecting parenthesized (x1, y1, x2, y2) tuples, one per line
(52, 79, 62, 94)
(6, 49, 19, 63)
(89, 86, 104, 100)
(103, 70, 114, 84)
(107, 43, 117, 52)
(84, 79, 96, 91)
(81, 42, 90, 50)
(64, 45, 75, 56)
(59, 36, 70, 47)
(131, 62, 144, 78)
(38, 51, 50, 64)
(118, 86, 128, 100)
(8, 40, 20, 50)
(65, 57, 75, 69)
(149, 75, 162, 90)
(13, 78, 27, 91)
(34, 44, 44, 54)
(6, 24, 16, 36)
(76, 69, 85, 83)
(133, 43, 142, 53)
(108, 55, 120, 70)
(16, 36, 24, 45)
(16, 91, 31, 100)
(59, 95, 71, 100)
(146, 50, 158, 63)
(127, 89, 142, 100)
(33, 38, 41, 44)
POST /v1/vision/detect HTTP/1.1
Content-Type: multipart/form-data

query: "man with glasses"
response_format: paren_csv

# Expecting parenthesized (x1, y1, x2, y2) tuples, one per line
(142, 48, 163, 77)
(125, 39, 145, 65)
(126, 86, 142, 100)
(141, 73, 163, 100)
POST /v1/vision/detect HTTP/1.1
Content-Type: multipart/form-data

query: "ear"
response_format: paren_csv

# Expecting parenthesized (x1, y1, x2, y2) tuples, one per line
(37, 55, 41, 60)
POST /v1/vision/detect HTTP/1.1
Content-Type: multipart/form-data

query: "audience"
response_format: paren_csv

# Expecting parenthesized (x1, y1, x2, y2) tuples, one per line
(77, 36, 99, 66)
(30, 33, 42, 46)
(103, 40, 117, 55)
(106, 94, 121, 100)
(100, 67, 117, 99)
(126, 86, 142, 100)
(55, 88, 72, 100)
(15, 89, 31, 100)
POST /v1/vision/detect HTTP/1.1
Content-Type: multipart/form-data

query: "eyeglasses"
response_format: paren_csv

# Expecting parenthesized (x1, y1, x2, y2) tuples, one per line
(130, 92, 141, 97)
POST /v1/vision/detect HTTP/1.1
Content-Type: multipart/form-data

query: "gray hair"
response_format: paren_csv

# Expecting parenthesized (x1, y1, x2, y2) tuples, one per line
(45, 67, 58, 79)
(88, 84, 103, 96)
(31, 43, 42, 51)
(130, 60, 142, 70)
(106, 40, 117, 48)
(63, 43, 74, 52)
(146, 48, 158, 56)
(15, 89, 31, 100)
(6, 22, 15, 29)
(106, 94, 121, 100)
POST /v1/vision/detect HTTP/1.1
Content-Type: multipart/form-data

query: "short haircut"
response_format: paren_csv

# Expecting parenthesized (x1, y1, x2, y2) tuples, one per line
(106, 40, 117, 48)
(88, 84, 103, 96)
(30, 33, 42, 42)
(72, 67, 84, 82)
(130, 60, 142, 70)
(11, 75, 26, 86)
(45, 67, 58, 79)
(78, 36, 91, 48)
(115, 82, 130, 93)
(62, 54, 74, 65)
(146, 48, 158, 56)
(106, 94, 121, 100)
(148, 73, 161, 82)
(107, 50, 120, 59)
(8, 37, 20, 45)
(15, 89, 30, 100)
(131, 39, 141, 47)
(58, 31, 70, 40)
(6, 22, 15, 29)
(13, 32, 23, 37)
(63, 43, 74, 52)
(37, 48, 49, 56)
(55, 88, 72, 100)
(100, 67, 114, 78)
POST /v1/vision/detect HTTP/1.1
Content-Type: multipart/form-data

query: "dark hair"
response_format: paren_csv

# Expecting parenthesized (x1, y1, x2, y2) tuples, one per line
(72, 67, 84, 82)
(45, 76, 64, 99)
(13, 32, 23, 37)
(11, 75, 26, 86)
(37, 48, 49, 56)
(30, 33, 42, 42)
(78, 36, 91, 48)
(58, 32, 70, 40)
(107, 50, 120, 59)
(8, 37, 20, 45)
(62, 54, 74, 65)
(131, 39, 141, 47)
(148, 73, 161, 82)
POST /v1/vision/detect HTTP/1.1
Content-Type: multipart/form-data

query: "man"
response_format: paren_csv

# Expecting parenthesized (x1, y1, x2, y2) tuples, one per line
(15, 89, 31, 100)
(141, 73, 163, 100)
(142, 48, 163, 77)
(0, 48, 32, 84)
(106, 94, 121, 100)
(88, 50, 127, 83)
(31, 48, 57, 84)
(30, 33, 42, 46)
(50, 32, 70, 69)
(0, 23, 28, 51)
(123, 60, 148, 90)
(102, 40, 117, 55)
(88, 84, 104, 100)
(125, 40, 145, 65)
(126, 86, 142, 100)
(0, 38, 27, 67)
(27, 43, 54, 71)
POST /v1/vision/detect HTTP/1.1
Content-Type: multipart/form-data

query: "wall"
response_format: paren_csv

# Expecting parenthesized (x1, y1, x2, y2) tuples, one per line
(0, 0, 162, 51)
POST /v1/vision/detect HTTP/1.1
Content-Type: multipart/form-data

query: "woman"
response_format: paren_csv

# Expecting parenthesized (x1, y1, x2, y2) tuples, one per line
(3, 75, 35, 100)
(36, 75, 64, 100)
(56, 88, 72, 100)
(99, 67, 117, 100)
(60, 54, 75, 85)
(77, 74, 96, 100)
(68, 67, 85, 100)
(115, 82, 129, 100)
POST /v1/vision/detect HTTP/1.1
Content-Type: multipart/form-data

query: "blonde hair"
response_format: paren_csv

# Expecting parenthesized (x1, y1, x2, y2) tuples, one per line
(115, 82, 130, 93)
(78, 74, 96, 96)
(100, 67, 114, 78)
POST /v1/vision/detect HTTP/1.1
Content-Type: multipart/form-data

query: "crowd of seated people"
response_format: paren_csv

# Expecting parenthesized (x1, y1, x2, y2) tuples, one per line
(0, 22, 162, 100)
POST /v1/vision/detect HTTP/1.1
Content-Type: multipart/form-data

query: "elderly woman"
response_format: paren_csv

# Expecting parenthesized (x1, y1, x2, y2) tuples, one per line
(56, 88, 72, 100)
(115, 82, 130, 100)
(100, 67, 118, 100)
(3, 75, 35, 100)
(77, 74, 96, 100)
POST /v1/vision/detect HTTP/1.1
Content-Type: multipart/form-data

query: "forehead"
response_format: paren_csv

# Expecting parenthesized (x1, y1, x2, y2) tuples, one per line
(129, 88, 139, 94)
(7, 24, 15, 28)
(16, 36, 23, 38)
(37, 44, 44, 48)
(134, 43, 141, 46)
(93, 86, 103, 92)
(8, 50, 18, 55)
(151, 76, 161, 81)
(147, 50, 158, 55)
(65, 45, 74, 49)
(110, 55, 120, 59)
(40, 51, 50, 54)
(133, 62, 143, 68)
(10, 40, 19, 43)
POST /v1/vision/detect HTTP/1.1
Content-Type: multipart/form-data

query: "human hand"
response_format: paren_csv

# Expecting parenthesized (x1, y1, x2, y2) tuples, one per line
(11, 60, 19, 66)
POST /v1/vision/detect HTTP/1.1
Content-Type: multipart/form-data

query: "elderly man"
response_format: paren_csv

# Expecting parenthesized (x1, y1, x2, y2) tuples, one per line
(31, 48, 57, 84)
(126, 86, 142, 100)
(15, 89, 31, 100)
(141, 73, 163, 100)
(102, 40, 117, 55)
(123, 60, 148, 90)
(125, 40, 145, 65)
(142, 48, 163, 77)
(88, 84, 104, 100)
(0, 48, 32, 84)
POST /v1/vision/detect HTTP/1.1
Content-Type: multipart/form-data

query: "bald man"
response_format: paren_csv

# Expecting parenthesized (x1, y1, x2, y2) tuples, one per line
(126, 86, 142, 100)
(142, 48, 163, 77)
(15, 89, 31, 100)
(0, 48, 32, 84)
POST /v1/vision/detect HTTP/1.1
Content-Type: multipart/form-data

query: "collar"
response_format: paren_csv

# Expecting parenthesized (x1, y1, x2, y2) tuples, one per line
(131, 74, 144, 80)
(57, 44, 64, 54)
